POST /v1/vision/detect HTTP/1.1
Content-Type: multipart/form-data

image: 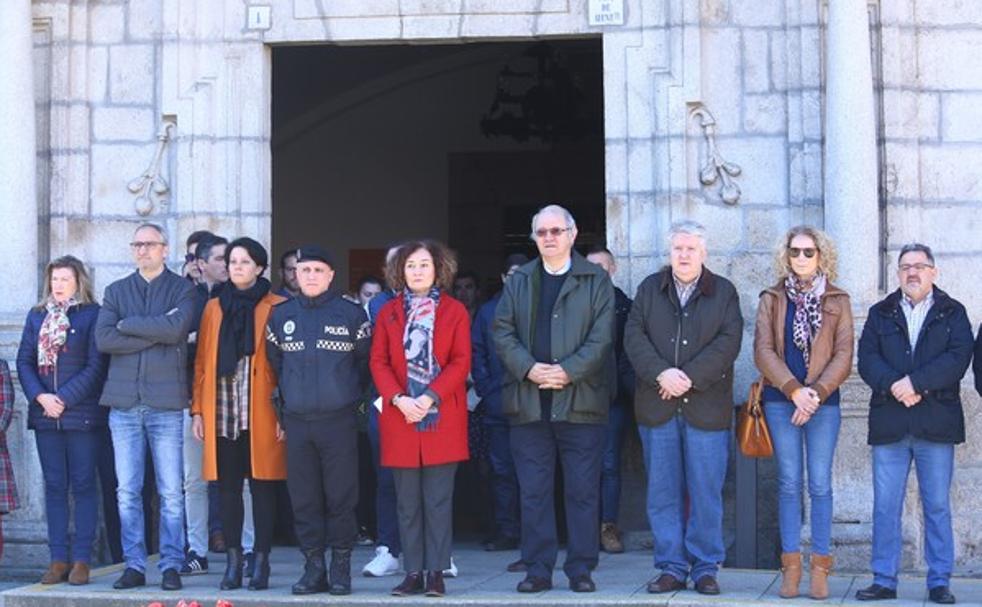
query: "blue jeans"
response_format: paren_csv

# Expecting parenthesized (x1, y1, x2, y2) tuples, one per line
(871, 436, 954, 590)
(35, 430, 101, 563)
(764, 401, 840, 555)
(601, 403, 627, 523)
(110, 407, 185, 573)
(484, 422, 519, 539)
(367, 406, 401, 556)
(639, 414, 728, 583)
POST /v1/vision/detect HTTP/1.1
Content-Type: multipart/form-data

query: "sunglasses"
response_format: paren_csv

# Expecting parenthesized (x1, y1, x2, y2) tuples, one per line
(185, 253, 197, 263)
(788, 247, 817, 259)
(534, 227, 572, 238)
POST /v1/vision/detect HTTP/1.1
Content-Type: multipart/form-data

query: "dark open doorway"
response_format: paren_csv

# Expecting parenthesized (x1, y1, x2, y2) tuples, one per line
(271, 38, 605, 296)
(271, 38, 606, 542)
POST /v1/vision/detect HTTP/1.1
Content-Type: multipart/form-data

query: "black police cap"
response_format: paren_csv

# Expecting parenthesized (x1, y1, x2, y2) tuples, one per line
(295, 245, 335, 268)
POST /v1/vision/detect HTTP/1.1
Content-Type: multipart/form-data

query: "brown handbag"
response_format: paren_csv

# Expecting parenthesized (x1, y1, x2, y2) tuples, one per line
(736, 379, 773, 458)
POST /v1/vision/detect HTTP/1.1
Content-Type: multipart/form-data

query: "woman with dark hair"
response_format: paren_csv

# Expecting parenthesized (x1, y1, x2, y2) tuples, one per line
(754, 225, 853, 600)
(191, 237, 287, 590)
(370, 240, 471, 597)
(16, 255, 108, 585)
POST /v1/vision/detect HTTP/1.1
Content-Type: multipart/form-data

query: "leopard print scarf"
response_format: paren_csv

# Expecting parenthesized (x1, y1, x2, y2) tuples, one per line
(784, 274, 826, 366)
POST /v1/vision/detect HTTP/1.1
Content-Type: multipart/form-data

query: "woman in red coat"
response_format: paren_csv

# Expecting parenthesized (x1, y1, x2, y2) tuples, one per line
(370, 239, 471, 598)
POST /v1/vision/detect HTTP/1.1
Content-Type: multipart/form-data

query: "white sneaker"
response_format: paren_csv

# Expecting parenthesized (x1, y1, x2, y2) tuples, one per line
(443, 556, 458, 578)
(362, 545, 401, 577)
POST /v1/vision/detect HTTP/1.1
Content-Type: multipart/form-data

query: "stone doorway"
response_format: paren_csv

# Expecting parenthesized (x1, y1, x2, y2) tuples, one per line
(270, 39, 606, 295)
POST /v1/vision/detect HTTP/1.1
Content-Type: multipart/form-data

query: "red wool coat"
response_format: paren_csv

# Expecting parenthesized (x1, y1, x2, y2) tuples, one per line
(370, 293, 471, 468)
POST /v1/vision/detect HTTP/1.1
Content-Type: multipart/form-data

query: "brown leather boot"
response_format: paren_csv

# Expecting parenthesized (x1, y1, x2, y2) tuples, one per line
(778, 552, 802, 598)
(68, 562, 90, 585)
(809, 554, 833, 600)
(40, 561, 70, 585)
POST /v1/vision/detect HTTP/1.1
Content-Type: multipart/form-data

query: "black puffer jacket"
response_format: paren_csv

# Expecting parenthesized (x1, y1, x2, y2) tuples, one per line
(858, 287, 973, 445)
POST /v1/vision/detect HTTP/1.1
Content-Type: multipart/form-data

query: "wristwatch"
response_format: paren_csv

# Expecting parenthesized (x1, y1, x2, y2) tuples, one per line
(391, 393, 405, 406)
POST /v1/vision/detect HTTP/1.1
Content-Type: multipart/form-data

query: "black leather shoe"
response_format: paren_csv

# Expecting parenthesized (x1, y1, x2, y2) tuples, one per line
(569, 573, 596, 593)
(161, 568, 182, 591)
(391, 571, 425, 596)
(855, 583, 897, 601)
(694, 575, 720, 595)
(112, 568, 146, 590)
(425, 570, 446, 597)
(292, 549, 329, 595)
(484, 536, 520, 551)
(647, 573, 685, 593)
(506, 558, 527, 572)
(248, 551, 270, 590)
(516, 575, 552, 593)
(929, 586, 956, 604)
(220, 547, 243, 590)
(328, 548, 352, 595)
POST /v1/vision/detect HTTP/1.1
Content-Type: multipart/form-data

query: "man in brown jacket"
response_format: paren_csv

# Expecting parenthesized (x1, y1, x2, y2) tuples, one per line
(624, 220, 743, 596)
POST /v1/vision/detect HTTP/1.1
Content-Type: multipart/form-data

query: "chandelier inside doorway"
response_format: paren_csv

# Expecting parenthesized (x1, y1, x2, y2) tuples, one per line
(480, 42, 591, 143)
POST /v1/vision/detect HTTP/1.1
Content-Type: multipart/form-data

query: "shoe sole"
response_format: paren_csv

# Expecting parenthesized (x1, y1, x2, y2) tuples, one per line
(363, 569, 401, 577)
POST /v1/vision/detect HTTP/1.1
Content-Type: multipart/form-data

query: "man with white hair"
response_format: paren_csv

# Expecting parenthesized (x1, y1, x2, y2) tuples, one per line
(624, 220, 743, 596)
(494, 204, 614, 594)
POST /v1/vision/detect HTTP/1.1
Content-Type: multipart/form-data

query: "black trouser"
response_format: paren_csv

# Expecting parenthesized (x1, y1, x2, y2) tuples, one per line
(391, 463, 457, 572)
(510, 421, 605, 580)
(284, 412, 359, 552)
(216, 433, 277, 553)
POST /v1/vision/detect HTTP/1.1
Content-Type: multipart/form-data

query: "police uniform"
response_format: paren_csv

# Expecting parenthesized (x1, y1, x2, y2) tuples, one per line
(265, 246, 371, 594)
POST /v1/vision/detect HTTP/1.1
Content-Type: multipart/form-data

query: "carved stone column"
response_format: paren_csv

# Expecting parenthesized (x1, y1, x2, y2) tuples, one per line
(823, 0, 879, 306)
(0, 0, 39, 314)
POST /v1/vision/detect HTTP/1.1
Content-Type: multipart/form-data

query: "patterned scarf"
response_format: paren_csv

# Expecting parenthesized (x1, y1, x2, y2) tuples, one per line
(784, 273, 826, 366)
(403, 287, 441, 432)
(38, 298, 76, 374)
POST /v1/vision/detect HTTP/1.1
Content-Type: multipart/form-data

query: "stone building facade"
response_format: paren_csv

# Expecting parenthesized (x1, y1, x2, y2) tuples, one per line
(1, 0, 980, 575)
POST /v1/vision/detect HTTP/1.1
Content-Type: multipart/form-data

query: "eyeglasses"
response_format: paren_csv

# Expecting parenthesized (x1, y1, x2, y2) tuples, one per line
(899, 263, 934, 273)
(130, 241, 165, 250)
(184, 253, 197, 263)
(788, 247, 817, 258)
(534, 227, 572, 238)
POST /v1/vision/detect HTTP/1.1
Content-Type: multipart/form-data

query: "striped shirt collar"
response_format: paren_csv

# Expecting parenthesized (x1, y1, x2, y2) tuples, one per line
(900, 290, 934, 349)
(673, 271, 702, 307)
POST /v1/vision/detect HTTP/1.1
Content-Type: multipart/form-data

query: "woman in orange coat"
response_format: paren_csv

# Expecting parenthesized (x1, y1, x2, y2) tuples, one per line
(191, 237, 286, 591)
(371, 240, 471, 598)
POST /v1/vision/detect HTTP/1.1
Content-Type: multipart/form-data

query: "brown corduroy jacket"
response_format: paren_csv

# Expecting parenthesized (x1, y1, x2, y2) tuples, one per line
(753, 280, 854, 403)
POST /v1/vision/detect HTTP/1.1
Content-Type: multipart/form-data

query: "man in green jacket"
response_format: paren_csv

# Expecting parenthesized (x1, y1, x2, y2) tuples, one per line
(493, 204, 614, 594)
(624, 220, 743, 596)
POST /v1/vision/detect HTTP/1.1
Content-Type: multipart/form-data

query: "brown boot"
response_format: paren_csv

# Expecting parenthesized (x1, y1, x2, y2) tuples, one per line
(40, 561, 70, 585)
(600, 522, 625, 554)
(68, 562, 90, 585)
(778, 552, 802, 598)
(809, 554, 833, 600)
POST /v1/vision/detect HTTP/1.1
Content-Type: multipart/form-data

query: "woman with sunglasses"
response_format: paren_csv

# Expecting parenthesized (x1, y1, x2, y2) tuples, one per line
(753, 225, 853, 600)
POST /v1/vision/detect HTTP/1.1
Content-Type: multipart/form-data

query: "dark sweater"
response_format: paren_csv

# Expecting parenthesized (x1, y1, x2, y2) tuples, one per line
(763, 298, 840, 407)
(533, 266, 568, 420)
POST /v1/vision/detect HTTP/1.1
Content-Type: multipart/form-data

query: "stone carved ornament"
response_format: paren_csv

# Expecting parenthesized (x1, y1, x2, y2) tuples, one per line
(127, 120, 175, 216)
(690, 104, 742, 205)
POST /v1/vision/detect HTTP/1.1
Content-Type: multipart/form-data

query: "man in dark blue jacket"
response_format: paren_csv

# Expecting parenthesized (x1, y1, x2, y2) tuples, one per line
(266, 245, 371, 596)
(855, 244, 973, 605)
(472, 253, 528, 553)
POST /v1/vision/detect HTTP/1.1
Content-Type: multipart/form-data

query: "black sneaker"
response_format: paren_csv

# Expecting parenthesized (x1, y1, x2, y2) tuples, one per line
(112, 567, 146, 590)
(161, 568, 182, 591)
(179, 551, 209, 576)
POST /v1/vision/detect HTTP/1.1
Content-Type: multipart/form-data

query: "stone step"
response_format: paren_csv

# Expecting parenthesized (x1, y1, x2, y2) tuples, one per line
(2, 544, 981, 607)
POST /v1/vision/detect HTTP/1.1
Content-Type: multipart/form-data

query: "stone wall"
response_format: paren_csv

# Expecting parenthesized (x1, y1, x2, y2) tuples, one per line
(2, 0, 980, 575)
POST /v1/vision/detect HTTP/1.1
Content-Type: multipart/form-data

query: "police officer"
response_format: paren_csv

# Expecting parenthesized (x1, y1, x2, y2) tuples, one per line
(265, 245, 371, 596)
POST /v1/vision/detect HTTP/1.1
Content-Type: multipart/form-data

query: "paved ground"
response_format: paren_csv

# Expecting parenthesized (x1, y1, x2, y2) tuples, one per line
(2, 544, 981, 606)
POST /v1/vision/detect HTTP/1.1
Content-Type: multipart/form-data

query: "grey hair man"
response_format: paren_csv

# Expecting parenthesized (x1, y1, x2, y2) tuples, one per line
(95, 223, 197, 592)
(624, 219, 743, 596)
(494, 204, 614, 594)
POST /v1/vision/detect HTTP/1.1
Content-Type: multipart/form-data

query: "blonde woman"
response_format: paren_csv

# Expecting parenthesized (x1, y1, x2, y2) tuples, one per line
(753, 226, 853, 600)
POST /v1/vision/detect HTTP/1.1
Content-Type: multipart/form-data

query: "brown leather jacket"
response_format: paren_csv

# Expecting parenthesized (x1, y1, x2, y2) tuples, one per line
(753, 280, 854, 403)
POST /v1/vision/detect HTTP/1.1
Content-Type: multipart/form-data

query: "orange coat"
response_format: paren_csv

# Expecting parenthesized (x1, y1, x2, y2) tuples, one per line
(191, 292, 287, 481)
